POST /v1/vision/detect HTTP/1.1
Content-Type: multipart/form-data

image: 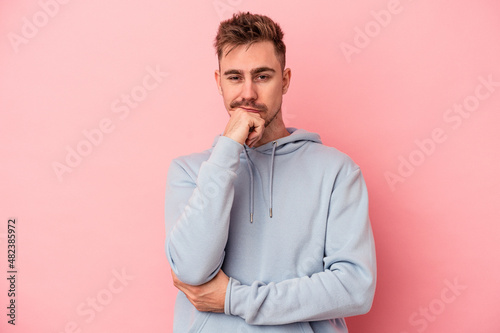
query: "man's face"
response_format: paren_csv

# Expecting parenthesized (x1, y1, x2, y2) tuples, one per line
(215, 41, 291, 127)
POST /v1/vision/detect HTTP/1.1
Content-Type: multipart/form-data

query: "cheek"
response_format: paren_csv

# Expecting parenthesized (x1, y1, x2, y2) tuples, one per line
(220, 87, 236, 104)
(263, 84, 284, 105)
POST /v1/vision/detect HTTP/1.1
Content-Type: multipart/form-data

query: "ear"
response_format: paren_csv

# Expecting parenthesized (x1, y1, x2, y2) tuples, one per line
(214, 69, 223, 95)
(282, 68, 292, 95)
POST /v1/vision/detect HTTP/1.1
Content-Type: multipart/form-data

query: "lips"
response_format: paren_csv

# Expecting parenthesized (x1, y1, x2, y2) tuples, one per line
(241, 107, 261, 113)
(230, 100, 267, 112)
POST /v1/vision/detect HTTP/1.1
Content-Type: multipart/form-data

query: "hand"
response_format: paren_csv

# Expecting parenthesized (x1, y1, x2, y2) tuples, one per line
(171, 269, 229, 313)
(223, 109, 265, 147)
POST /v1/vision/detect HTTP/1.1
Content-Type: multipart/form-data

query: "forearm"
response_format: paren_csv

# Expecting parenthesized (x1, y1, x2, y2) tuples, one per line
(166, 137, 243, 285)
(225, 253, 375, 325)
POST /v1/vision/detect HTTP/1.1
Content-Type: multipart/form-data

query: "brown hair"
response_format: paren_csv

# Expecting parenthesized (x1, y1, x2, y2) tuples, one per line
(214, 12, 286, 70)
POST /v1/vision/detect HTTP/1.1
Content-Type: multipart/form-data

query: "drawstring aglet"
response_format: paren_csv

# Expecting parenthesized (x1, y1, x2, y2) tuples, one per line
(250, 213, 253, 223)
(269, 208, 273, 218)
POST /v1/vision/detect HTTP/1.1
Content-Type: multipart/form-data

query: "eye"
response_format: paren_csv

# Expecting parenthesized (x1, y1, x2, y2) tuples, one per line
(255, 75, 269, 81)
(227, 76, 241, 81)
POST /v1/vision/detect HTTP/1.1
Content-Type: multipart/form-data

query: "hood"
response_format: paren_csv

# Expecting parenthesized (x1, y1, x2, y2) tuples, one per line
(212, 128, 322, 223)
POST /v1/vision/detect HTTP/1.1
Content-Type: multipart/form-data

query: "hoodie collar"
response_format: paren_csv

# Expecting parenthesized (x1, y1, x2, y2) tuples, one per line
(211, 127, 322, 152)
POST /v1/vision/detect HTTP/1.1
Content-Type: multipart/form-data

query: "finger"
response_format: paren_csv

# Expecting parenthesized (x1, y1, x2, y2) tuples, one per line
(248, 123, 264, 143)
(246, 133, 259, 147)
(246, 135, 258, 148)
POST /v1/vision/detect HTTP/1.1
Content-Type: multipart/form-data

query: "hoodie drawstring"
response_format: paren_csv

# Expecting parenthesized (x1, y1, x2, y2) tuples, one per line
(269, 141, 277, 218)
(243, 147, 254, 223)
(243, 141, 278, 223)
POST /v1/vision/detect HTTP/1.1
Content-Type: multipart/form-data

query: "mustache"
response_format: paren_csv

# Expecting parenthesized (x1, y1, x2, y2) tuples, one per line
(230, 99, 268, 112)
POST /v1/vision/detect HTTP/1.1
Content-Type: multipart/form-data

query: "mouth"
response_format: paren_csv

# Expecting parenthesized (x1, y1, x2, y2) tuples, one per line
(240, 107, 261, 113)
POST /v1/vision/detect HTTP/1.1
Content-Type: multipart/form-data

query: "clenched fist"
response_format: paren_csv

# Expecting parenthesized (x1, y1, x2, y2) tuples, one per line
(223, 108, 266, 147)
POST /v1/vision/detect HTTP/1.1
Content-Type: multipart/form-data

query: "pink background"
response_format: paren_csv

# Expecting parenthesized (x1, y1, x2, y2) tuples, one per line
(1, 0, 500, 332)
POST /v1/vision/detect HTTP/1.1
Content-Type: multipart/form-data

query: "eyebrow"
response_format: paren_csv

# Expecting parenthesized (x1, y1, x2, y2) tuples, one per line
(223, 67, 276, 76)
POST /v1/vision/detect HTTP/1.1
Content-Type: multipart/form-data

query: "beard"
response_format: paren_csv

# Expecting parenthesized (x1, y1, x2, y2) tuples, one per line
(264, 104, 281, 127)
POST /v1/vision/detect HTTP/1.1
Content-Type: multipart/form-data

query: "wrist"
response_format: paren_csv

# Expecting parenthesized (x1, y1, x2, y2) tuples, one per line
(223, 132, 246, 146)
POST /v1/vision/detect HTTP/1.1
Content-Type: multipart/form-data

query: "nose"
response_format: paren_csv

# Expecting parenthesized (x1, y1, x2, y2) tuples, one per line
(240, 79, 258, 101)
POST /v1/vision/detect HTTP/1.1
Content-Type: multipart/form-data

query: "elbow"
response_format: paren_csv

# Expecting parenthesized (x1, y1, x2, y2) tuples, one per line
(355, 291, 375, 315)
(167, 254, 213, 286)
(351, 274, 376, 315)
(166, 244, 221, 286)
(176, 273, 210, 286)
(174, 266, 222, 286)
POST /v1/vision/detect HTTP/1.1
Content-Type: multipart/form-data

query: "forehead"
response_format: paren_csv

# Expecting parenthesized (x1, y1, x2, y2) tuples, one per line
(220, 41, 281, 72)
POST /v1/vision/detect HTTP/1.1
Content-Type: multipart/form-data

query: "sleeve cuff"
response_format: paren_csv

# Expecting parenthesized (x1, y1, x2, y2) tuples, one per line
(224, 277, 235, 315)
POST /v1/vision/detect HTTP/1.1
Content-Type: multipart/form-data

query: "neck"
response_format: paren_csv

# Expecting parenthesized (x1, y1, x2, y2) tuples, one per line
(253, 113, 289, 147)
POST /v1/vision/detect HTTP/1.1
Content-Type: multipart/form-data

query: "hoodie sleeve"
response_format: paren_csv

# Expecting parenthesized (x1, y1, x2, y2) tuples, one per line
(224, 167, 376, 324)
(165, 136, 243, 285)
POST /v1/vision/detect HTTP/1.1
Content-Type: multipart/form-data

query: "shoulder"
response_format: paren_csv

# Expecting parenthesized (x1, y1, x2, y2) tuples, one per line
(284, 128, 359, 172)
(303, 141, 360, 174)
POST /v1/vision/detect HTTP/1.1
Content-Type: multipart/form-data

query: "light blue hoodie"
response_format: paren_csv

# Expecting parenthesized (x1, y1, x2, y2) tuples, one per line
(165, 128, 376, 332)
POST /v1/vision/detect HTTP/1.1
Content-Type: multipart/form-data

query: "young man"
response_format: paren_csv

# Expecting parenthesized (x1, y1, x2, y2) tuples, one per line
(165, 12, 376, 332)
